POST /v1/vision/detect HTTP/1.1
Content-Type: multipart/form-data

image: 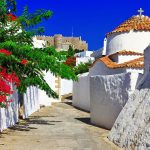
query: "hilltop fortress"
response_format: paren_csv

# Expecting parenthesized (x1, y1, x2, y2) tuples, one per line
(36, 34, 88, 51)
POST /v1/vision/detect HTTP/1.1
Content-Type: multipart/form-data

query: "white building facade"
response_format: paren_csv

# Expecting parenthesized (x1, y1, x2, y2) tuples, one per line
(73, 12, 150, 129)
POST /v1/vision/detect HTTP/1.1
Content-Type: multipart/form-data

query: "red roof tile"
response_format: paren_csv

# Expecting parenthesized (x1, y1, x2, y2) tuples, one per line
(107, 15, 150, 35)
(100, 56, 144, 69)
(92, 55, 144, 69)
(110, 50, 143, 56)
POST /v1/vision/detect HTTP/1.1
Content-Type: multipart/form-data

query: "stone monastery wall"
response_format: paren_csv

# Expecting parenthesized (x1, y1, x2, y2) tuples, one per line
(36, 34, 88, 51)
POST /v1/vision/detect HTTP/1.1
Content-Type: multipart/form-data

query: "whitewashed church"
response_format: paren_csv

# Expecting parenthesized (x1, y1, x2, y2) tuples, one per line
(73, 8, 150, 130)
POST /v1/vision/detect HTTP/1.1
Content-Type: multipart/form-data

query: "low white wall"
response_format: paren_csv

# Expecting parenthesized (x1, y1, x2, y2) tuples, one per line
(89, 61, 125, 76)
(0, 71, 59, 131)
(23, 86, 40, 118)
(61, 79, 73, 96)
(0, 86, 19, 132)
(32, 37, 46, 48)
(91, 49, 103, 58)
(73, 73, 90, 112)
(111, 55, 142, 64)
(90, 73, 131, 129)
(38, 71, 59, 106)
(75, 51, 93, 57)
(76, 57, 94, 66)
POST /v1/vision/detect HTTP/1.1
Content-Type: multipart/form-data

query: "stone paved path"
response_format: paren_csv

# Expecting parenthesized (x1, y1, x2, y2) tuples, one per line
(0, 100, 121, 150)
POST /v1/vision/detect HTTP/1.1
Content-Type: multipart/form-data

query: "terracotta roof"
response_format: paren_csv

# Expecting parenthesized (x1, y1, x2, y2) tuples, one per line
(92, 56, 144, 69)
(107, 15, 150, 35)
(110, 50, 143, 56)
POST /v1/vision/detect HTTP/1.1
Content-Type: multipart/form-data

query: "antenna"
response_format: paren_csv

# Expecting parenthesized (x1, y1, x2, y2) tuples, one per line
(8, 9, 11, 13)
(72, 27, 74, 37)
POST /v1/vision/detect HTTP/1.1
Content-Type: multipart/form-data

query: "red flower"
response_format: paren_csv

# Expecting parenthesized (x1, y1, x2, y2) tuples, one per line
(7, 99, 13, 103)
(0, 69, 20, 86)
(0, 79, 13, 94)
(10, 72, 20, 86)
(0, 68, 21, 107)
(64, 57, 76, 66)
(21, 59, 28, 65)
(0, 95, 7, 102)
(7, 14, 17, 21)
(0, 49, 12, 56)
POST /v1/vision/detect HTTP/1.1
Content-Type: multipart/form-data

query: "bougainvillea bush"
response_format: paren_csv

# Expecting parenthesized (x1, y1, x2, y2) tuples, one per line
(0, 67, 20, 107)
(0, 0, 77, 107)
(0, 49, 20, 107)
(64, 57, 76, 67)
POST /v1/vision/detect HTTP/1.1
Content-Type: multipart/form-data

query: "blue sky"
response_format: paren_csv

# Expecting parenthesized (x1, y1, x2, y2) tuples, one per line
(16, 0, 149, 50)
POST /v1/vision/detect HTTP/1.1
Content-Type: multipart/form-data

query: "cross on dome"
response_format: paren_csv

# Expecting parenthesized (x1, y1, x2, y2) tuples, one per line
(107, 10, 150, 35)
(138, 8, 144, 18)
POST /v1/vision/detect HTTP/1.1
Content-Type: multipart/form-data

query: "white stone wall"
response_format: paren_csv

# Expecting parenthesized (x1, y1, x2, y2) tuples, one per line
(129, 72, 142, 92)
(32, 36, 59, 106)
(118, 55, 142, 63)
(89, 60, 143, 77)
(108, 46, 150, 149)
(91, 48, 103, 58)
(32, 37, 46, 48)
(106, 31, 150, 55)
(90, 73, 131, 129)
(61, 79, 73, 96)
(144, 45, 150, 73)
(108, 88, 150, 150)
(0, 86, 19, 132)
(73, 73, 90, 112)
(23, 86, 40, 118)
(110, 55, 142, 64)
(89, 61, 125, 76)
(76, 57, 94, 66)
(38, 71, 59, 106)
(78, 51, 93, 57)
(132, 46, 150, 89)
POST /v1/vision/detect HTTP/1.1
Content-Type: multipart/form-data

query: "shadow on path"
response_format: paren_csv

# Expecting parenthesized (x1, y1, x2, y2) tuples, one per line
(75, 117, 91, 125)
(75, 117, 109, 130)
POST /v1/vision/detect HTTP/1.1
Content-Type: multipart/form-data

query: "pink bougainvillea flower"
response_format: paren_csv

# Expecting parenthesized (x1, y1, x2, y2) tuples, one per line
(7, 99, 14, 103)
(0, 79, 13, 94)
(7, 14, 17, 21)
(0, 68, 20, 87)
(0, 67, 21, 107)
(11, 72, 20, 86)
(64, 57, 76, 66)
(20, 59, 28, 65)
(0, 49, 12, 56)
(0, 95, 7, 102)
